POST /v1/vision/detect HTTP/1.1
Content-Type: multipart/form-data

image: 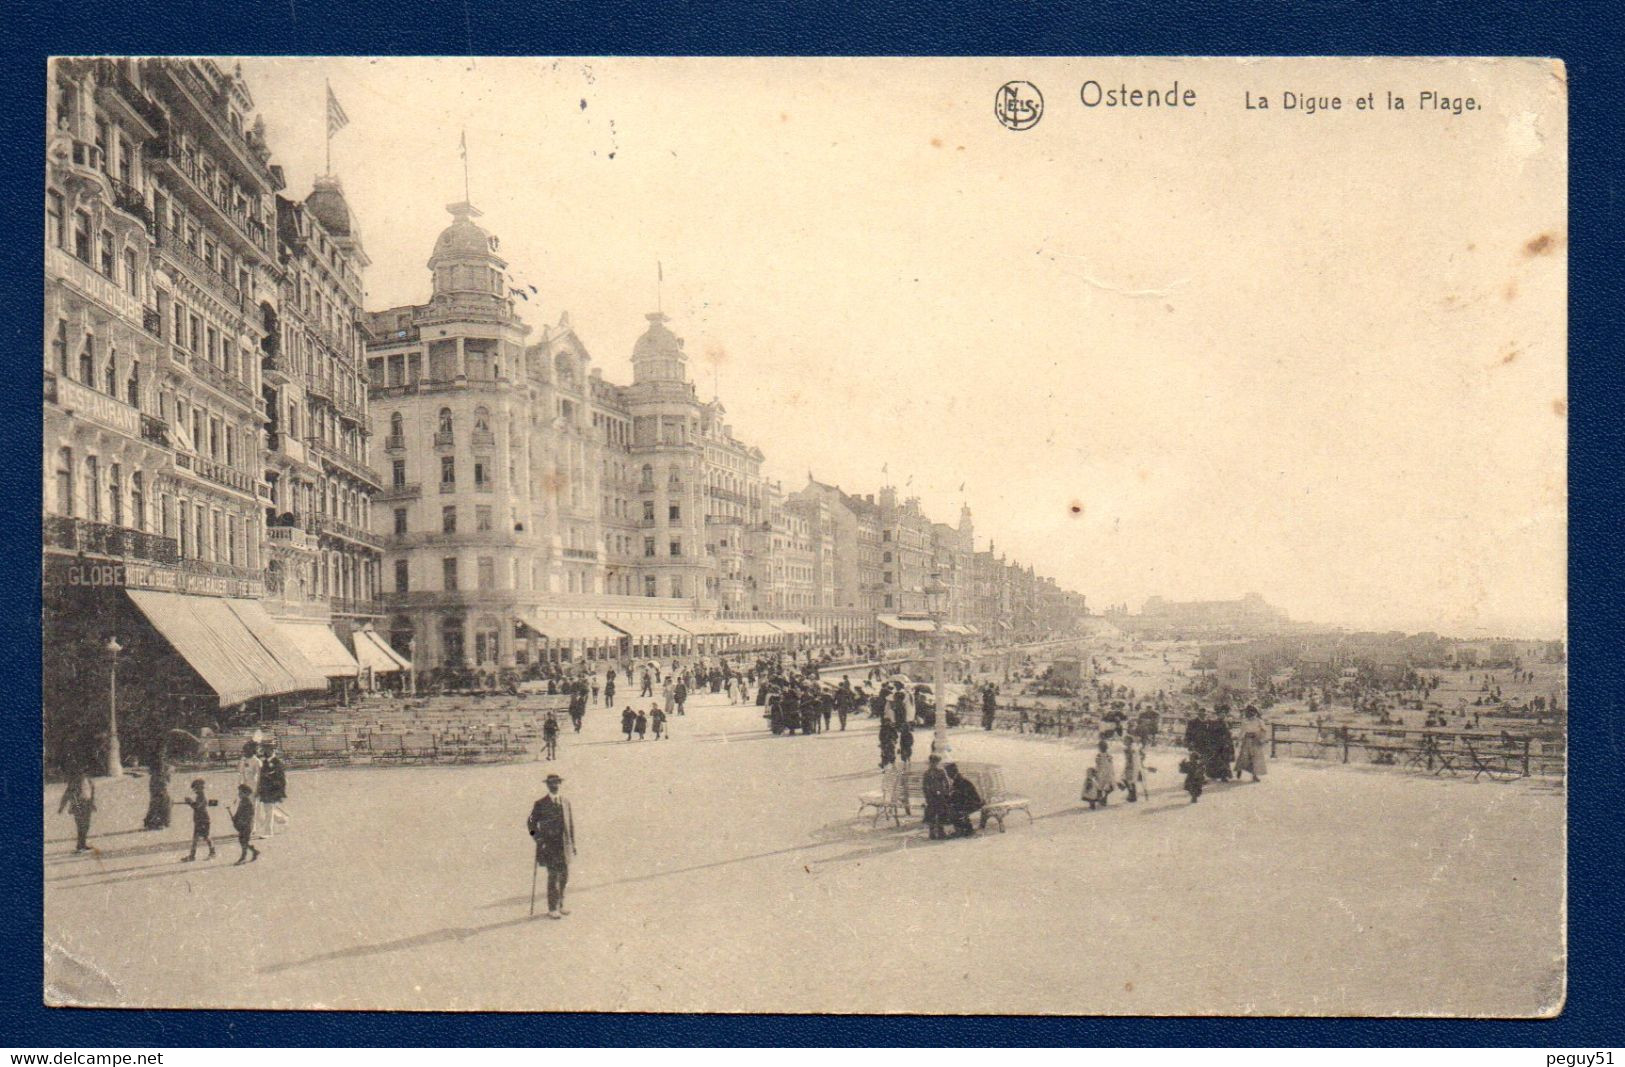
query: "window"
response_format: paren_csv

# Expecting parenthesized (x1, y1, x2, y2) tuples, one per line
(883, 530, 892, 541)
(395, 559, 409, 593)
(123, 249, 139, 297)
(670, 539, 682, 558)
(883, 551, 892, 563)
(669, 577, 683, 598)
(46, 191, 63, 248)
(643, 536, 655, 558)
(477, 557, 495, 590)
(107, 463, 122, 526)
(474, 406, 490, 432)
(442, 557, 458, 591)
(440, 456, 455, 487)
(127, 360, 140, 409)
(99, 231, 115, 278)
(84, 456, 100, 521)
(644, 575, 657, 597)
(188, 314, 200, 354)
(640, 464, 654, 489)
(78, 334, 94, 384)
(642, 499, 655, 522)
(883, 572, 893, 584)
(476, 506, 492, 532)
(389, 411, 403, 439)
(438, 408, 453, 435)
(103, 354, 117, 396)
(669, 503, 681, 522)
(393, 508, 408, 536)
(72, 211, 91, 262)
(55, 448, 73, 517)
(392, 459, 407, 488)
(474, 461, 489, 488)
(53, 321, 69, 376)
(442, 505, 457, 534)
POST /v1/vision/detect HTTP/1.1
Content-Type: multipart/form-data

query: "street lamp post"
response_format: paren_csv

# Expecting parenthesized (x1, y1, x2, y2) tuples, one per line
(105, 636, 123, 778)
(925, 572, 951, 758)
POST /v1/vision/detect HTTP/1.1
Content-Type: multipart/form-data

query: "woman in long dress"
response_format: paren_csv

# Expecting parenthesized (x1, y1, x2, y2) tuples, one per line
(1081, 739, 1117, 809)
(1234, 705, 1269, 782)
(1119, 734, 1148, 802)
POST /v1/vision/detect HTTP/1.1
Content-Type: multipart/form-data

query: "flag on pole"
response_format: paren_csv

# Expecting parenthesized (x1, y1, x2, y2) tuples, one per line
(325, 82, 349, 138)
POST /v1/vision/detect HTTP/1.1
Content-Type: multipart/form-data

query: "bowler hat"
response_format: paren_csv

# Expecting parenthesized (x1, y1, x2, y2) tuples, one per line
(545, 773, 563, 783)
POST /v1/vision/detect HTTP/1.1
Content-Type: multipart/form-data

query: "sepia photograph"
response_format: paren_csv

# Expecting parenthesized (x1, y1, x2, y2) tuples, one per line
(40, 55, 1566, 1015)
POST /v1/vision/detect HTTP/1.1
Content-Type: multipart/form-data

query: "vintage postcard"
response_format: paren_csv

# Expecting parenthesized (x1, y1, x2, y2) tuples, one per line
(41, 56, 1565, 1015)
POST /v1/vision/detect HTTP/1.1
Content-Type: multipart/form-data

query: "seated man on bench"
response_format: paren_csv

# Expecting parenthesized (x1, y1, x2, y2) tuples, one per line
(945, 762, 986, 837)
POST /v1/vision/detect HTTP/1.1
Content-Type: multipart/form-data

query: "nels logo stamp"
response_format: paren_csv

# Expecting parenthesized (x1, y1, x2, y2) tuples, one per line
(994, 81, 1043, 131)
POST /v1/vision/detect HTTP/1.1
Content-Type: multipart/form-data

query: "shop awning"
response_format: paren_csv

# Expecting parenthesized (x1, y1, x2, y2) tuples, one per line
(352, 629, 411, 673)
(669, 619, 735, 636)
(877, 614, 936, 633)
(997, 620, 1014, 630)
(125, 591, 322, 707)
(522, 615, 622, 641)
(962, 624, 981, 635)
(941, 623, 974, 636)
(769, 620, 815, 635)
(601, 616, 688, 639)
(275, 620, 361, 678)
(224, 600, 331, 692)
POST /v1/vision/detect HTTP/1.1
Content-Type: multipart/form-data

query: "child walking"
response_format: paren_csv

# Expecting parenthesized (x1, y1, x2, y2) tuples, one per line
(230, 784, 260, 864)
(1081, 739, 1117, 809)
(180, 778, 217, 861)
(1179, 747, 1207, 804)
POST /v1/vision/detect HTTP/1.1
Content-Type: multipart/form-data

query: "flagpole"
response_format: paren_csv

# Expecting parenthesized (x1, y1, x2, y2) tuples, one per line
(325, 80, 332, 175)
(462, 129, 471, 204)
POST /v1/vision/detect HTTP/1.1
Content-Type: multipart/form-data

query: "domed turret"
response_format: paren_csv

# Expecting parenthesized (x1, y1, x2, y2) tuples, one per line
(631, 311, 688, 384)
(306, 175, 353, 237)
(428, 201, 507, 301)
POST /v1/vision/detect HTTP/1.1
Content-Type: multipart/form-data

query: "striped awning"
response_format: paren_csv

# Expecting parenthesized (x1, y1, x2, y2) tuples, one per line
(877, 614, 935, 633)
(275, 620, 361, 678)
(125, 591, 326, 707)
(600, 617, 689, 639)
(352, 629, 411, 673)
(669, 619, 735, 636)
(522, 615, 623, 641)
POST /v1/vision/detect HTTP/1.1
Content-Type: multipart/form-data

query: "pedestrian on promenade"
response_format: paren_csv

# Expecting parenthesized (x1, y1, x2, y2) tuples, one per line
(230, 784, 260, 864)
(180, 778, 217, 861)
(946, 763, 985, 838)
(879, 717, 897, 770)
(923, 755, 951, 840)
(58, 773, 96, 853)
(1120, 735, 1147, 803)
(604, 675, 616, 708)
(635, 708, 649, 740)
(1234, 706, 1268, 783)
(1082, 739, 1116, 809)
(662, 678, 675, 721)
(1210, 706, 1236, 782)
(237, 739, 262, 793)
(652, 706, 667, 740)
(527, 772, 576, 920)
(256, 742, 289, 838)
(542, 713, 560, 761)
(1179, 747, 1207, 804)
(675, 680, 688, 717)
(821, 690, 833, 731)
(571, 698, 586, 733)
(621, 706, 636, 741)
(640, 669, 654, 698)
(898, 721, 915, 767)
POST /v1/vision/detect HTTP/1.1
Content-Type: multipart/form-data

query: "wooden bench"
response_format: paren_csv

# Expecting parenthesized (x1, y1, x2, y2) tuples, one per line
(858, 768, 925, 827)
(856, 763, 1032, 832)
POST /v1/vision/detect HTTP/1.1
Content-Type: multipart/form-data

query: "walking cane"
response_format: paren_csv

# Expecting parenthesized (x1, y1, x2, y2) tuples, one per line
(529, 853, 538, 917)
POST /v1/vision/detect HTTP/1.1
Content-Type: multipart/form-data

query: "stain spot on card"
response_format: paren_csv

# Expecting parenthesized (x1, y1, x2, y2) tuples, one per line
(1069, 501, 1084, 517)
(1552, 399, 1567, 417)
(542, 472, 568, 496)
(1124, 981, 1134, 993)
(1503, 281, 1518, 302)
(579, 98, 588, 110)
(931, 138, 943, 148)
(1524, 233, 1556, 256)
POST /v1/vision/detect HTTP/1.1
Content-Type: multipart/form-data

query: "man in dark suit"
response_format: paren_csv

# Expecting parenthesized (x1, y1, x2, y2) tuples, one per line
(527, 773, 577, 919)
(945, 762, 985, 837)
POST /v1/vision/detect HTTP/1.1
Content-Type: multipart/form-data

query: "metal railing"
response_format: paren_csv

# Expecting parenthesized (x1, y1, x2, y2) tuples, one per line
(44, 514, 179, 564)
(153, 225, 246, 312)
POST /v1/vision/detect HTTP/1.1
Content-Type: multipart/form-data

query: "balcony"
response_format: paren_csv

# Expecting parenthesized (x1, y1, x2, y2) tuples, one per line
(330, 596, 386, 618)
(108, 178, 154, 232)
(383, 434, 406, 453)
(153, 226, 246, 314)
(177, 452, 256, 496)
(187, 347, 256, 408)
(93, 59, 168, 132)
(470, 429, 496, 449)
(145, 127, 271, 256)
(376, 482, 421, 502)
(179, 557, 263, 583)
(474, 481, 494, 494)
(265, 524, 315, 551)
(307, 436, 382, 491)
(305, 374, 335, 404)
(311, 515, 385, 550)
(140, 413, 171, 447)
(44, 514, 179, 565)
(706, 486, 747, 506)
(143, 306, 163, 337)
(563, 548, 598, 561)
(46, 245, 144, 323)
(433, 430, 455, 449)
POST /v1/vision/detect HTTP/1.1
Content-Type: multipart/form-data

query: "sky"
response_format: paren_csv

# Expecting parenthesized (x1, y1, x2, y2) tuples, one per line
(231, 56, 1566, 639)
